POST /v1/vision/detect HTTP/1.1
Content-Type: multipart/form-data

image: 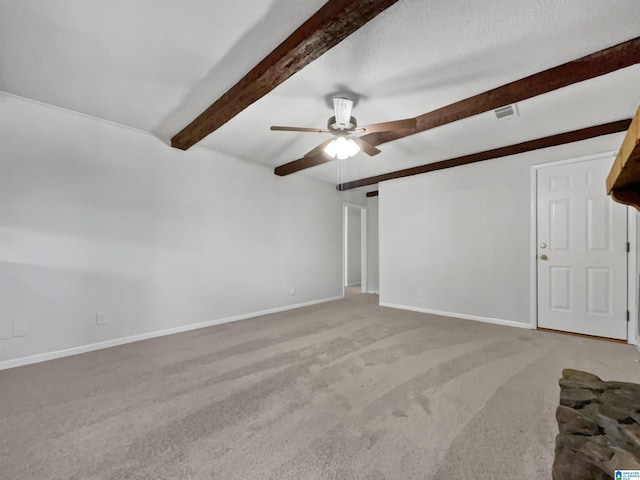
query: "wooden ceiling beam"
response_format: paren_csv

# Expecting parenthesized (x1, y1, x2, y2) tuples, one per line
(171, 0, 401, 150)
(338, 119, 632, 191)
(276, 36, 640, 175)
(360, 37, 640, 148)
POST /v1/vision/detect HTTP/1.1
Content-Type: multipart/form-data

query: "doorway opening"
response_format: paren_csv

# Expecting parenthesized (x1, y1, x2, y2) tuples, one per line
(343, 203, 367, 297)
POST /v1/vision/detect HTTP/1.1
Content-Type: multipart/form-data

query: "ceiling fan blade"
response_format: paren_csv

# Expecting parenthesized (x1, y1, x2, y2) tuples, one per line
(359, 118, 416, 134)
(270, 126, 330, 133)
(304, 138, 334, 158)
(352, 136, 381, 156)
(274, 154, 332, 176)
(333, 97, 353, 128)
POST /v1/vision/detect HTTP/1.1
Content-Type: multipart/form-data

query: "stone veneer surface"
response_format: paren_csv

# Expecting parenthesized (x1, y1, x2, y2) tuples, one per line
(554, 369, 640, 479)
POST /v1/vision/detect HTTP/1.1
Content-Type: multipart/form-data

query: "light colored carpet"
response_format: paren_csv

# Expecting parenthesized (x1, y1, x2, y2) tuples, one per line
(1, 293, 639, 479)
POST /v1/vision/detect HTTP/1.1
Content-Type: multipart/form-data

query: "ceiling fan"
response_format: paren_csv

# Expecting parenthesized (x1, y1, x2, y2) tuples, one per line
(270, 97, 416, 163)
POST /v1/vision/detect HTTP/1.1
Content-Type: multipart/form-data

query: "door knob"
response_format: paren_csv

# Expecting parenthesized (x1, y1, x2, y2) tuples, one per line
(539, 254, 548, 261)
(540, 242, 547, 249)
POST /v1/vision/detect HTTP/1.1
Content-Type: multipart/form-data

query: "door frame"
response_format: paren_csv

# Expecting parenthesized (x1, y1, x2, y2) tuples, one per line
(343, 203, 368, 296)
(529, 151, 638, 345)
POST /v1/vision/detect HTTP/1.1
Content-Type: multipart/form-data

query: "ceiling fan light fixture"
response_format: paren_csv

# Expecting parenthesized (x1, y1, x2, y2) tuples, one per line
(345, 137, 360, 157)
(324, 138, 338, 158)
(324, 135, 360, 159)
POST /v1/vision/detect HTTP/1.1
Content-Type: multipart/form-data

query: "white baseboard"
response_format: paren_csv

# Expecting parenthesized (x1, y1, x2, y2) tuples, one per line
(367, 290, 379, 295)
(346, 282, 361, 287)
(0, 295, 343, 371)
(635, 344, 640, 356)
(379, 302, 533, 330)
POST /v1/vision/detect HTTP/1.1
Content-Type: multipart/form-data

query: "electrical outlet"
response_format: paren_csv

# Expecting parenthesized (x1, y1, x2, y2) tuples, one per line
(290, 286, 296, 296)
(417, 288, 424, 298)
(96, 314, 107, 325)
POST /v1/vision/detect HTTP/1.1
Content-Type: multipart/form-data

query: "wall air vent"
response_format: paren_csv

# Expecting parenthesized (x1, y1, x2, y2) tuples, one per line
(494, 104, 519, 121)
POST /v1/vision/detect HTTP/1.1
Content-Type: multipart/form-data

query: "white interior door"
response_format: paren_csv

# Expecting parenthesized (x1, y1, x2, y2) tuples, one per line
(537, 157, 627, 340)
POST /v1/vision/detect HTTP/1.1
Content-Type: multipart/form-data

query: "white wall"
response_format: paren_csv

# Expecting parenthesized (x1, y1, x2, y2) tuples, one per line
(380, 134, 628, 327)
(346, 207, 361, 285)
(367, 197, 379, 293)
(0, 94, 344, 364)
(341, 190, 367, 207)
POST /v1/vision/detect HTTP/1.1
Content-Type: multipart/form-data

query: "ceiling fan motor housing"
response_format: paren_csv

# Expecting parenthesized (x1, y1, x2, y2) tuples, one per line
(328, 115, 357, 132)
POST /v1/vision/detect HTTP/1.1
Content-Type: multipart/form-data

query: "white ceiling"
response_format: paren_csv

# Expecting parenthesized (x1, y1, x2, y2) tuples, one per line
(1, 0, 640, 187)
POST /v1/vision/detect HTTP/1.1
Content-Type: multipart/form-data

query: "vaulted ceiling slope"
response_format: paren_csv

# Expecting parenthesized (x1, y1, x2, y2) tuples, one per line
(1, 1, 639, 186)
(170, 0, 401, 150)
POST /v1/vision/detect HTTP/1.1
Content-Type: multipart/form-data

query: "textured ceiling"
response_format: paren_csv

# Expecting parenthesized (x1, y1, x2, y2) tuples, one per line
(1, 0, 639, 187)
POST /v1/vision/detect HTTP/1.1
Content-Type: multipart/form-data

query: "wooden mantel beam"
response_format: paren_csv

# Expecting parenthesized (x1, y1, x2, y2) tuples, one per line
(607, 105, 640, 211)
(338, 120, 632, 191)
(171, 0, 401, 150)
(276, 36, 640, 176)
